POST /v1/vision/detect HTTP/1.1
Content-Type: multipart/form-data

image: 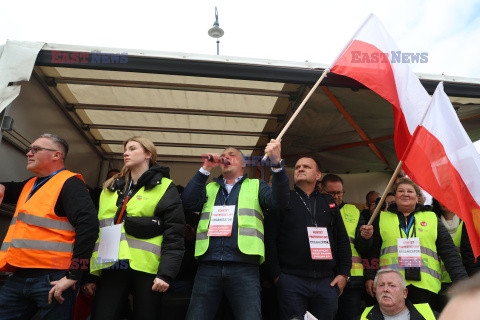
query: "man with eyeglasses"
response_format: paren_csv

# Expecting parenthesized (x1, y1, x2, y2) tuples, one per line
(0, 133, 98, 320)
(321, 174, 373, 320)
(265, 157, 351, 320)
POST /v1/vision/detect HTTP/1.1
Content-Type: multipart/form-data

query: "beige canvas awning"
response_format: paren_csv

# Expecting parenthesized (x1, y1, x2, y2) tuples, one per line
(30, 43, 480, 173)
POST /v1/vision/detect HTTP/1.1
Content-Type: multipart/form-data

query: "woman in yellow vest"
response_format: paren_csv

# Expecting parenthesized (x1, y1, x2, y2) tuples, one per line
(82, 136, 185, 320)
(365, 178, 467, 311)
(432, 198, 480, 310)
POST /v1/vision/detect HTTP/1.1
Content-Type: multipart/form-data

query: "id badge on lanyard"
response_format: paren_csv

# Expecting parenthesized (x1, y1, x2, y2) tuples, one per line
(397, 238, 422, 267)
(208, 205, 235, 236)
(397, 216, 422, 267)
(307, 227, 333, 260)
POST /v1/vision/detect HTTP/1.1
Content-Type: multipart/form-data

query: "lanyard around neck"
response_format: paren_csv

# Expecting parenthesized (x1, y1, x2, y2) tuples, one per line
(399, 215, 415, 239)
(221, 188, 231, 206)
(295, 191, 317, 227)
(27, 169, 65, 201)
(116, 179, 133, 225)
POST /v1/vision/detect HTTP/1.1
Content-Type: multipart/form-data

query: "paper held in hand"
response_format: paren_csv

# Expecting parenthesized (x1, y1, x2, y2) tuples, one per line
(97, 224, 122, 263)
(208, 205, 235, 237)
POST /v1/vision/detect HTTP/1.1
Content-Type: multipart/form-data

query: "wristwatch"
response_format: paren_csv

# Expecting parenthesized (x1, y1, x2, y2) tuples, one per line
(271, 159, 285, 168)
(341, 275, 351, 282)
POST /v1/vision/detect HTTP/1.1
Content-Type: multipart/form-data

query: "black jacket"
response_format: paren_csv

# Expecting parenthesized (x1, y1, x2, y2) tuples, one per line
(365, 204, 468, 282)
(458, 222, 480, 276)
(108, 165, 185, 284)
(359, 299, 439, 319)
(265, 187, 352, 280)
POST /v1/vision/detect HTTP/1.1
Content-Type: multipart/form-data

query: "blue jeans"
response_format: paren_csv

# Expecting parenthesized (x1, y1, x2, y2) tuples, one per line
(0, 270, 78, 320)
(276, 273, 339, 320)
(186, 262, 261, 320)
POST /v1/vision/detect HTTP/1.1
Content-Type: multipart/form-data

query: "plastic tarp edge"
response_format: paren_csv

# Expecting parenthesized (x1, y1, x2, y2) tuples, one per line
(0, 40, 46, 113)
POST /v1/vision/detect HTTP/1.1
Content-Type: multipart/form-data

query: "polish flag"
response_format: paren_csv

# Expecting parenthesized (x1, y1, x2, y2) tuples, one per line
(330, 14, 431, 158)
(330, 14, 480, 256)
(403, 82, 480, 257)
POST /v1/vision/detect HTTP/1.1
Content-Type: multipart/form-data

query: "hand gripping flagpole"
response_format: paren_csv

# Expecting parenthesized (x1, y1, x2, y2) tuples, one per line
(366, 84, 439, 226)
(262, 68, 329, 161)
(366, 161, 404, 225)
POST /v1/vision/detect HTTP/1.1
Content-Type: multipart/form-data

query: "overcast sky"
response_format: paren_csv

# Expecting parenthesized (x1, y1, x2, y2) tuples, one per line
(1, 0, 479, 77)
(1, 0, 480, 149)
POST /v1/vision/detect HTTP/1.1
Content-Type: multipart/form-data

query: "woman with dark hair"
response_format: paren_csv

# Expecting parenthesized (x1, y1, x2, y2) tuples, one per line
(365, 178, 468, 311)
(82, 136, 185, 320)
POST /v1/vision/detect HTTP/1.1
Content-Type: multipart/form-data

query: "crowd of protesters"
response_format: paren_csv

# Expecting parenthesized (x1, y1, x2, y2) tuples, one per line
(0, 134, 478, 320)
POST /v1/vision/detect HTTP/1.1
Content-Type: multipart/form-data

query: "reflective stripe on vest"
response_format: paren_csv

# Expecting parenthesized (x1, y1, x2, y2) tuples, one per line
(195, 179, 265, 263)
(93, 233, 161, 255)
(379, 211, 441, 294)
(16, 212, 75, 231)
(441, 221, 463, 283)
(99, 218, 115, 228)
(360, 303, 436, 320)
(0, 170, 80, 272)
(90, 177, 172, 276)
(340, 204, 363, 276)
(1, 239, 73, 252)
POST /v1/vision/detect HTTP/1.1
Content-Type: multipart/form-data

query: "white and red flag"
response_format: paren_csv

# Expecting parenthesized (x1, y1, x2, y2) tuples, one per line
(330, 14, 480, 256)
(330, 14, 431, 158)
(402, 82, 480, 257)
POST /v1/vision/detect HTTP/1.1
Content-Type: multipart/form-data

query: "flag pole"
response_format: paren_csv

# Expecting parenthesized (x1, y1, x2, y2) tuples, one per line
(262, 68, 329, 161)
(367, 85, 439, 225)
(367, 161, 403, 225)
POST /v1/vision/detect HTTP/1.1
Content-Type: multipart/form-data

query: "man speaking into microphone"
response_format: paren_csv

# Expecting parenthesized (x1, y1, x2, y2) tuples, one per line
(181, 139, 290, 320)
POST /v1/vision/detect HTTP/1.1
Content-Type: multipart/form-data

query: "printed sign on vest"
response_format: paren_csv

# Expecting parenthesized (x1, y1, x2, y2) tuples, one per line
(397, 237, 422, 267)
(307, 227, 333, 260)
(208, 205, 235, 236)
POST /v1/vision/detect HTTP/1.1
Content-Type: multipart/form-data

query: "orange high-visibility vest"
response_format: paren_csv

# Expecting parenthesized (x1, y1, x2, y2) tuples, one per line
(0, 170, 82, 271)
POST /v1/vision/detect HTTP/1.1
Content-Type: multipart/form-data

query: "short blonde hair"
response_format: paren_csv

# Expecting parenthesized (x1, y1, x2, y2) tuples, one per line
(392, 177, 422, 197)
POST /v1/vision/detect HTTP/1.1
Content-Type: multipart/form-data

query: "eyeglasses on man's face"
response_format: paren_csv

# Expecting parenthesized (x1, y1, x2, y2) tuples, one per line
(25, 146, 59, 155)
(326, 191, 344, 196)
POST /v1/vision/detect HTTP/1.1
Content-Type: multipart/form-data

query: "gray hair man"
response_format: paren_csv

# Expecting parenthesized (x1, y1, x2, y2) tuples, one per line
(360, 269, 438, 319)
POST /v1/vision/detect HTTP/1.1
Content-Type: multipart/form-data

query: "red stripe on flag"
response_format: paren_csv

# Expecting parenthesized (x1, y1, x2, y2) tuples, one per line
(403, 126, 480, 257)
(331, 40, 411, 157)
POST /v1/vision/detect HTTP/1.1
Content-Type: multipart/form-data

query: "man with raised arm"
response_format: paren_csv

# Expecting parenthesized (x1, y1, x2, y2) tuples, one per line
(182, 139, 289, 320)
